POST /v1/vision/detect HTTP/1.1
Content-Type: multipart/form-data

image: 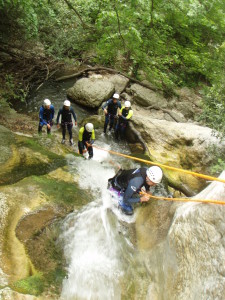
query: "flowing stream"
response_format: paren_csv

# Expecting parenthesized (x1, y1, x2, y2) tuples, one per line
(27, 80, 168, 300)
(60, 142, 136, 300)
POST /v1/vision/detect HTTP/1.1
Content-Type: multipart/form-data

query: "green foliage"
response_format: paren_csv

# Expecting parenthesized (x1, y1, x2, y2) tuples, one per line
(199, 42, 225, 137)
(207, 145, 225, 175)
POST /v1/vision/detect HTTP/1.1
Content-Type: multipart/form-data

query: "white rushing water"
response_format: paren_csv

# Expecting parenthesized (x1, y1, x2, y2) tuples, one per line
(60, 139, 137, 300)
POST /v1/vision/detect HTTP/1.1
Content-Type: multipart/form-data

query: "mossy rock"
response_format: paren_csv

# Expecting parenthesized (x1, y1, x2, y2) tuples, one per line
(81, 114, 104, 129)
(10, 273, 44, 296)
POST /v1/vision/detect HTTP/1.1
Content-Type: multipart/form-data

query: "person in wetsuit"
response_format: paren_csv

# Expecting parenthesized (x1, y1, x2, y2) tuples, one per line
(115, 100, 133, 140)
(108, 166, 163, 215)
(56, 100, 77, 145)
(38, 99, 55, 134)
(78, 123, 95, 159)
(102, 93, 121, 134)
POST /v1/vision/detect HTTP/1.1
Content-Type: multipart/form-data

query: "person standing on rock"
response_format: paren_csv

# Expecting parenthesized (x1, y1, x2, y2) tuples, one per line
(38, 99, 55, 134)
(115, 100, 133, 140)
(108, 166, 163, 215)
(78, 123, 95, 159)
(56, 100, 77, 145)
(102, 93, 121, 135)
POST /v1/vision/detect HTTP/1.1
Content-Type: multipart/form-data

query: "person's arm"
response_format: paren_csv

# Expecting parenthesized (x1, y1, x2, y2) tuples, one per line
(102, 100, 111, 114)
(123, 177, 144, 204)
(118, 101, 122, 110)
(56, 109, 62, 124)
(120, 109, 133, 121)
(79, 127, 84, 141)
(71, 107, 77, 123)
(102, 101, 108, 110)
(39, 107, 47, 125)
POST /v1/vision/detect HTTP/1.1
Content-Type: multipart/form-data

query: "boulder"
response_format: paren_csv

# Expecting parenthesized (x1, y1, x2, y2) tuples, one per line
(137, 172, 225, 300)
(130, 83, 168, 108)
(67, 78, 115, 108)
(131, 115, 224, 193)
(104, 74, 129, 93)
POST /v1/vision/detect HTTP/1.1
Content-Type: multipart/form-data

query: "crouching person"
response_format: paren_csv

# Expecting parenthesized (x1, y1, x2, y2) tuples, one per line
(78, 123, 95, 159)
(108, 166, 163, 215)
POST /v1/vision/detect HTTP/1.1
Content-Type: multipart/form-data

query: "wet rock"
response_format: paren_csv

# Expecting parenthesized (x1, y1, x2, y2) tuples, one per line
(0, 287, 39, 299)
(81, 114, 104, 129)
(132, 115, 224, 193)
(139, 172, 225, 300)
(130, 83, 168, 108)
(67, 78, 115, 108)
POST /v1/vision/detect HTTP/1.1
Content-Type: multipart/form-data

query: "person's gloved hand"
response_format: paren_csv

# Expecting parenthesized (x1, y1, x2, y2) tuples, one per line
(140, 195, 150, 203)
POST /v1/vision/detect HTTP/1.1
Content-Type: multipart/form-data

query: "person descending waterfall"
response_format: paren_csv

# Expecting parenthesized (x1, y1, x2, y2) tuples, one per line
(102, 93, 121, 135)
(108, 166, 163, 215)
(38, 99, 55, 134)
(56, 100, 77, 145)
(115, 100, 133, 140)
(78, 123, 95, 159)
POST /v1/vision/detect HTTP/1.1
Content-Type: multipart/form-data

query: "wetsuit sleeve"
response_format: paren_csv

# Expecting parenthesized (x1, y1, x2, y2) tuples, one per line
(39, 107, 47, 125)
(90, 130, 95, 144)
(71, 107, 77, 122)
(126, 110, 133, 120)
(56, 108, 62, 124)
(102, 100, 110, 110)
(79, 127, 84, 141)
(123, 177, 144, 204)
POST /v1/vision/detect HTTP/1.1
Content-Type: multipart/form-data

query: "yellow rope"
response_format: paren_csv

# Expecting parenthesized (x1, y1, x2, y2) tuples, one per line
(139, 192, 225, 205)
(93, 145, 225, 184)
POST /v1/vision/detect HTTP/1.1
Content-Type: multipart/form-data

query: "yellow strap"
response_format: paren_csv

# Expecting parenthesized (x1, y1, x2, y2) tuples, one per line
(93, 145, 225, 184)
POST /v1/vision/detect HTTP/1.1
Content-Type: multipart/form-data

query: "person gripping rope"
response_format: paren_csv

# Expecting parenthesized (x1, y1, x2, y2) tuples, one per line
(78, 123, 95, 159)
(38, 99, 55, 134)
(108, 166, 163, 215)
(102, 93, 121, 134)
(56, 100, 77, 145)
(115, 100, 133, 140)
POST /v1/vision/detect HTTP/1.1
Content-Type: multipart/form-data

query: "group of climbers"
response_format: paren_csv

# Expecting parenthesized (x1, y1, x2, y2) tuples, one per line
(38, 98, 95, 159)
(102, 93, 133, 139)
(38, 94, 163, 215)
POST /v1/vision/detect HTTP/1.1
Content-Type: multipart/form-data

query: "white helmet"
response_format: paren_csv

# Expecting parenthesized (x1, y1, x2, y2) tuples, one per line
(85, 123, 94, 132)
(43, 99, 51, 106)
(64, 100, 71, 107)
(124, 100, 131, 108)
(146, 166, 163, 184)
(113, 93, 120, 99)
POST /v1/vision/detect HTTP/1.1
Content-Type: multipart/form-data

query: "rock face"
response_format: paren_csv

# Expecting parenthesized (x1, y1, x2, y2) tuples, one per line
(139, 172, 225, 300)
(104, 74, 129, 93)
(67, 78, 115, 108)
(129, 115, 223, 193)
(130, 83, 168, 108)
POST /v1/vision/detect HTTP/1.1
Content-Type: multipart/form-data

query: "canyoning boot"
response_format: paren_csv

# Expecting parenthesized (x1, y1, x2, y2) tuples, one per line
(61, 139, 65, 144)
(118, 200, 133, 215)
(70, 139, 74, 146)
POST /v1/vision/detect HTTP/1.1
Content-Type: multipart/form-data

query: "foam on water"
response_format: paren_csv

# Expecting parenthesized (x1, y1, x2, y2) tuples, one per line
(60, 141, 136, 300)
